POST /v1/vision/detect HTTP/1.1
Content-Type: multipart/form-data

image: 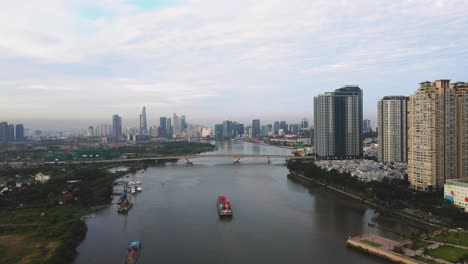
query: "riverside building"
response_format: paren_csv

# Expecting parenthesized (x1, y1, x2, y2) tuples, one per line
(377, 96, 408, 163)
(408, 80, 456, 191)
(314, 85, 363, 159)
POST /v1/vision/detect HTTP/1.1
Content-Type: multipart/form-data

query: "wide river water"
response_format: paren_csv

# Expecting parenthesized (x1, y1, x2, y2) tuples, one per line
(75, 141, 410, 263)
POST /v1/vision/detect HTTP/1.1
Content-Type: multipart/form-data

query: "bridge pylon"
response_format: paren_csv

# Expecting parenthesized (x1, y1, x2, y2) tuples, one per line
(184, 157, 193, 165)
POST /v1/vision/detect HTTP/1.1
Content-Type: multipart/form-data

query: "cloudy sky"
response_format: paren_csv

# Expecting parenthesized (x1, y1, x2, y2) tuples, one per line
(0, 0, 467, 130)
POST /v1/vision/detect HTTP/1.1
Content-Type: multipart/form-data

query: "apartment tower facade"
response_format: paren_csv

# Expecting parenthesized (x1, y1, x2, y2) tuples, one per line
(408, 80, 456, 191)
(378, 96, 408, 163)
(314, 85, 363, 159)
(454, 82, 468, 179)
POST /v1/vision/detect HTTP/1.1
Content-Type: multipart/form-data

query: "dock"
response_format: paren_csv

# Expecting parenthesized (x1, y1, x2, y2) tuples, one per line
(346, 234, 419, 264)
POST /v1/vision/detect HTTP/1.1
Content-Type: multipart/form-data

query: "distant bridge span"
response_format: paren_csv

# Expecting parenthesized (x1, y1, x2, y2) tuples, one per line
(76, 154, 315, 165)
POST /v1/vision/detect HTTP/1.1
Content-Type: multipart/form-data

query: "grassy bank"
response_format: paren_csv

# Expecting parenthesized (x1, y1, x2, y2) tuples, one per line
(0, 165, 121, 264)
(0, 142, 216, 263)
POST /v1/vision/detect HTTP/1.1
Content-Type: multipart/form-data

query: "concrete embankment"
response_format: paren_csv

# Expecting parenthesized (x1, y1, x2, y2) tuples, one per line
(346, 236, 419, 264)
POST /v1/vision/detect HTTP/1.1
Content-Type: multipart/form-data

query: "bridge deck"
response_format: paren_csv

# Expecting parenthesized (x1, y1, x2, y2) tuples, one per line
(76, 154, 315, 164)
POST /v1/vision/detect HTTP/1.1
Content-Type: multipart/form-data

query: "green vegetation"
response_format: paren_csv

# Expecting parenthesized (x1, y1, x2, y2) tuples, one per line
(287, 160, 468, 228)
(426, 245, 468, 263)
(432, 231, 468, 247)
(411, 255, 438, 264)
(0, 141, 215, 164)
(0, 165, 117, 263)
(0, 141, 216, 263)
(360, 239, 382, 247)
(405, 240, 433, 250)
(117, 141, 215, 157)
(74, 148, 119, 160)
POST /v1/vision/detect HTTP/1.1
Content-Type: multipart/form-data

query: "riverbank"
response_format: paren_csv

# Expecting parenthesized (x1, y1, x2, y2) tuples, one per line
(347, 234, 419, 264)
(288, 171, 444, 230)
(0, 162, 148, 264)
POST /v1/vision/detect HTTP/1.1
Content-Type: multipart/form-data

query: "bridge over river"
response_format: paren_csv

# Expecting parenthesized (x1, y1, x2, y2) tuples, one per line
(75, 154, 315, 165)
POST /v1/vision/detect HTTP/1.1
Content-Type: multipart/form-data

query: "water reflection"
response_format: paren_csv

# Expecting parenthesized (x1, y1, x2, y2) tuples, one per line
(76, 142, 401, 264)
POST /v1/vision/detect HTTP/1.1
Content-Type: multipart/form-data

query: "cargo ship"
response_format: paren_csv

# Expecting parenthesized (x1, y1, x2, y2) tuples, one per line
(124, 241, 141, 264)
(217, 195, 233, 216)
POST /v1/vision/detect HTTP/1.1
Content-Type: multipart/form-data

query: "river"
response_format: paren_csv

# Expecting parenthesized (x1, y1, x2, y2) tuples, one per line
(75, 141, 411, 263)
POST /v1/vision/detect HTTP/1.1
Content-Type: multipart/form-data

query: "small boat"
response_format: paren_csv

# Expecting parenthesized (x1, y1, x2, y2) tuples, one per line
(124, 241, 141, 264)
(217, 195, 233, 216)
(117, 193, 127, 205)
(130, 187, 136, 194)
(136, 186, 142, 192)
(118, 196, 133, 214)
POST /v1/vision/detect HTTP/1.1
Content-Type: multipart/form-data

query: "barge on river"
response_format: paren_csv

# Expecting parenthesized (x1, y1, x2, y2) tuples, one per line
(217, 195, 233, 216)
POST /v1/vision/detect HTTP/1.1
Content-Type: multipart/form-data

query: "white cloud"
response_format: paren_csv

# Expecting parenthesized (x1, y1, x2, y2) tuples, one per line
(0, 0, 467, 127)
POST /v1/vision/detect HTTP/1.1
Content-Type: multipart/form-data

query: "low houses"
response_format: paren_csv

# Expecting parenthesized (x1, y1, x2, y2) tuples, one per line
(315, 159, 407, 182)
(35, 173, 50, 183)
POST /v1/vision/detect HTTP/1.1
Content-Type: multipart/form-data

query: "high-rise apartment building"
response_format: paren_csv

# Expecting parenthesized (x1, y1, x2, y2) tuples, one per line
(363, 119, 371, 133)
(454, 82, 468, 179)
(15, 124, 24, 142)
(7, 124, 14, 142)
(273, 121, 280, 135)
(173, 113, 181, 138)
(165, 118, 172, 139)
(378, 96, 408, 163)
(95, 124, 112, 137)
(261, 125, 270, 136)
(160, 117, 167, 137)
(215, 124, 223, 139)
(0, 122, 7, 142)
(300, 118, 309, 132)
(279, 121, 288, 134)
(181, 115, 187, 131)
(408, 80, 456, 191)
(314, 85, 363, 159)
(139, 106, 147, 135)
(252, 119, 261, 138)
(112, 114, 123, 138)
(376, 96, 408, 162)
(222, 121, 233, 139)
(150, 126, 159, 138)
(289, 124, 299, 135)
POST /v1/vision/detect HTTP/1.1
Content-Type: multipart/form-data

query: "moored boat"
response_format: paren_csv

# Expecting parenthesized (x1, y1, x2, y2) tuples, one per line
(124, 241, 141, 264)
(217, 195, 233, 216)
(117, 193, 127, 205)
(118, 195, 133, 214)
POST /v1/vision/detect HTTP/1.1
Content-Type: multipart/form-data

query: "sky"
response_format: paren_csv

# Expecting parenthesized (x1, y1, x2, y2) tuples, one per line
(0, 0, 467, 130)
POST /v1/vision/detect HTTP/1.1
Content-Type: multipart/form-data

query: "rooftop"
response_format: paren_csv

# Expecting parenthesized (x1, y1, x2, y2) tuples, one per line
(446, 178, 468, 188)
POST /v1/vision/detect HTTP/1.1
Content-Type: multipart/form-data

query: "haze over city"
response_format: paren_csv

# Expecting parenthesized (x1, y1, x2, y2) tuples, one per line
(1, 0, 468, 130)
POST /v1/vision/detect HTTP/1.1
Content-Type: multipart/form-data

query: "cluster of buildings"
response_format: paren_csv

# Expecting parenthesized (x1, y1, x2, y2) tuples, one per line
(313, 80, 468, 211)
(315, 159, 407, 182)
(0, 122, 25, 142)
(86, 107, 192, 142)
(213, 118, 310, 141)
(313, 81, 468, 188)
(377, 80, 468, 193)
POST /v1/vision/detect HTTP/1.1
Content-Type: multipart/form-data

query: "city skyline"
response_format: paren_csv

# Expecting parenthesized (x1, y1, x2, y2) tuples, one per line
(1, 1, 467, 129)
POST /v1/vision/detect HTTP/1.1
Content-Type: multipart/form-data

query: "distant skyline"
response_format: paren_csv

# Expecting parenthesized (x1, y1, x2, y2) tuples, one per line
(1, 0, 467, 130)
